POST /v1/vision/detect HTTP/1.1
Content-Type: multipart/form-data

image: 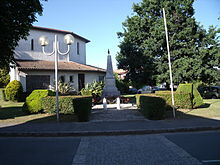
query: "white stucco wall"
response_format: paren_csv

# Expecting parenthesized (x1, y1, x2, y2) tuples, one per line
(14, 29, 87, 64)
(13, 69, 105, 92)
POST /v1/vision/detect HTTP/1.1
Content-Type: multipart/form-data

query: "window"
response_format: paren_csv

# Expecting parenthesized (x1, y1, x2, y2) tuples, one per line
(70, 75, 74, 83)
(59, 75, 65, 83)
(31, 39, 34, 51)
(99, 76, 105, 82)
(77, 42, 80, 55)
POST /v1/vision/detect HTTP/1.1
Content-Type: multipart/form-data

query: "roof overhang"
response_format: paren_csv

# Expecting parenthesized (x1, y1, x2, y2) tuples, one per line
(32, 26, 90, 43)
(15, 60, 106, 73)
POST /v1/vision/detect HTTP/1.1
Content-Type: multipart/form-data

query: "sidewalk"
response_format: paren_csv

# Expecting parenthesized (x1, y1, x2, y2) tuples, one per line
(0, 104, 220, 136)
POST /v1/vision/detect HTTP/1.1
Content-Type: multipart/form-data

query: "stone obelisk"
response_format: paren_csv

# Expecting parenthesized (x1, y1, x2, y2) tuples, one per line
(102, 50, 120, 98)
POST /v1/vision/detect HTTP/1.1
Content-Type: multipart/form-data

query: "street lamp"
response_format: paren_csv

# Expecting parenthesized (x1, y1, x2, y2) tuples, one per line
(39, 34, 74, 122)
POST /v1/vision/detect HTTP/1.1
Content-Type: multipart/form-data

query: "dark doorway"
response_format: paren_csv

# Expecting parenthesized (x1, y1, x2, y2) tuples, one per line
(78, 74, 85, 91)
(26, 75, 50, 92)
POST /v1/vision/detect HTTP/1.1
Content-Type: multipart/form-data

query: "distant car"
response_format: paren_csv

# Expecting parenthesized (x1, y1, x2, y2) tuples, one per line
(128, 87, 138, 94)
(138, 86, 153, 94)
(198, 86, 220, 99)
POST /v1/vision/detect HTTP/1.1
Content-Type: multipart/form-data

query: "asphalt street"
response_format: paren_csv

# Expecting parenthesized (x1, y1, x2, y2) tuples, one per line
(166, 130, 220, 165)
(0, 137, 80, 165)
(0, 131, 219, 165)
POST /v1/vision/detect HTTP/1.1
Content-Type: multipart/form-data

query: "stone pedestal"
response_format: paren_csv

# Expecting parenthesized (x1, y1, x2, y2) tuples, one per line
(102, 50, 120, 98)
(102, 50, 120, 110)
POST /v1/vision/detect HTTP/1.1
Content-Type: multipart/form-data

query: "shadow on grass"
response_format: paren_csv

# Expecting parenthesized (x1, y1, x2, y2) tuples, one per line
(197, 103, 210, 108)
(27, 114, 78, 123)
(0, 107, 29, 120)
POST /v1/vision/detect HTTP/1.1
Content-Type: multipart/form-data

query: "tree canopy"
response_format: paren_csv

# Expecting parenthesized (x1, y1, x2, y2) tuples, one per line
(0, 0, 45, 68)
(116, 0, 220, 88)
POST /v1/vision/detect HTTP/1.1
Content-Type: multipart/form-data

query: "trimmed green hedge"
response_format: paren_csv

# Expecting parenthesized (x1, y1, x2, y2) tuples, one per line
(41, 96, 75, 114)
(136, 93, 156, 108)
(176, 83, 203, 108)
(41, 96, 92, 122)
(23, 90, 54, 113)
(72, 97, 92, 122)
(0, 88, 6, 101)
(140, 95, 166, 120)
(156, 92, 193, 109)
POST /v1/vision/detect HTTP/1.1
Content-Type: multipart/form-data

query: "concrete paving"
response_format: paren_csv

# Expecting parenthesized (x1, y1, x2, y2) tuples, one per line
(0, 105, 220, 136)
(72, 135, 202, 165)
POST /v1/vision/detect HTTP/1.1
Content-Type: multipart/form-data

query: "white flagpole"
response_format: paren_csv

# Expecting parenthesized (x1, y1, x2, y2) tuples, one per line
(162, 8, 176, 118)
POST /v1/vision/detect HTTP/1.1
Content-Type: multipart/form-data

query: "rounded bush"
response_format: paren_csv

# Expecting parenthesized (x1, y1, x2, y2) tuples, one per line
(23, 90, 54, 113)
(5, 80, 23, 101)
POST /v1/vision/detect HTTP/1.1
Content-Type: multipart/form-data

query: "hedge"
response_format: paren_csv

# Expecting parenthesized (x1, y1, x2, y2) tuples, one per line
(156, 92, 193, 109)
(23, 90, 54, 113)
(0, 88, 6, 101)
(41, 96, 75, 114)
(176, 83, 203, 108)
(72, 97, 92, 122)
(140, 95, 166, 120)
(41, 96, 92, 122)
(136, 93, 156, 108)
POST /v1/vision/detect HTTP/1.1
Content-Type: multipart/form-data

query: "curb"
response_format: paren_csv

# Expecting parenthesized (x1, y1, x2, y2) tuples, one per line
(0, 126, 220, 137)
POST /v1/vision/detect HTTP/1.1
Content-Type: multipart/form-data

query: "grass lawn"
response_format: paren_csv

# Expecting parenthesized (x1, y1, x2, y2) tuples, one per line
(166, 99, 220, 119)
(0, 100, 78, 124)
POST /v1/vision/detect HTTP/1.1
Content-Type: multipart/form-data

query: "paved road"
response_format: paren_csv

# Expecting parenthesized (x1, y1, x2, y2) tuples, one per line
(0, 137, 80, 165)
(166, 131, 220, 165)
(0, 131, 220, 165)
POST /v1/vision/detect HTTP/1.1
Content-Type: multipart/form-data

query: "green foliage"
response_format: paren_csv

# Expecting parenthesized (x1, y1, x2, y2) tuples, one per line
(156, 93, 193, 109)
(41, 96, 92, 122)
(136, 91, 194, 109)
(41, 96, 74, 114)
(0, 0, 45, 67)
(0, 67, 10, 87)
(117, 0, 220, 86)
(72, 97, 92, 122)
(23, 90, 54, 113)
(0, 88, 6, 101)
(115, 74, 130, 94)
(5, 80, 23, 101)
(176, 83, 203, 108)
(136, 93, 156, 108)
(80, 81, 104, 97)
(140, 95, 166, 120)
(56, 81, 75, 95)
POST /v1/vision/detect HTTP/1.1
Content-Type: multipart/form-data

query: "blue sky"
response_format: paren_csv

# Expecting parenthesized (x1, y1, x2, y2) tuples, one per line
(34, 0, 220, 70)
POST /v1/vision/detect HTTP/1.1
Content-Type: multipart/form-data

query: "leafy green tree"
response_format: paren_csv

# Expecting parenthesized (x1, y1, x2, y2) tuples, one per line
(117, 0, 220, 87)
(0, 0, 45, 68)
(0, 67, 10, 87)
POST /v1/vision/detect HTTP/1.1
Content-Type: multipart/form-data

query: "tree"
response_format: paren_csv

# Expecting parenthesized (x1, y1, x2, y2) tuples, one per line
(0, 0, 45, 68)
(117, 0, 220, 87)
(0, 67, 10, 87)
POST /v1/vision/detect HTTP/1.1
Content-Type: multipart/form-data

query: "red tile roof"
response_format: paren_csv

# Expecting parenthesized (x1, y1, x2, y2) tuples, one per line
(16, 60, 106, 73)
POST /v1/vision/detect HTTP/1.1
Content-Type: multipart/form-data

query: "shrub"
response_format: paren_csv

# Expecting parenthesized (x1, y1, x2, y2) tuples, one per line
(42, 96, 75, 114)
(140, 95, 166, 120)
(156, 92, 193, 109)
(0, 67, 10, 88)
(23, 90, 54, 113)
(41, 96, 92, 122)
(50, 81, 76, 95)
(80, 81, 104, 97)
(135, 93, 156, 108)
(0, 88, 6, 101)
(115, 74, 130, 94)
(72, 97, 92, 122)
(5, 80, 23, 101)
(176, 83, 203, 108)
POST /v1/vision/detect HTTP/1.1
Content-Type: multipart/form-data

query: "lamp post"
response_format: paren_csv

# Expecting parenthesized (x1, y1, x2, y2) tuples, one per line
(163, 8, 175, 118)
(39, 34, 74, 122)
